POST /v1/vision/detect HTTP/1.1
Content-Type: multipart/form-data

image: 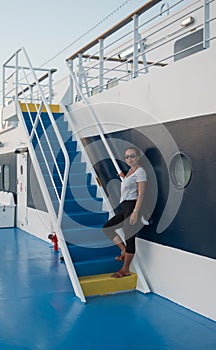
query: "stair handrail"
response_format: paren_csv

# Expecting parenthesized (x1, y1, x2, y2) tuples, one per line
(67, 64, 150, 293)
(11, 47, 86, 302)
(18, 47, 69, 225)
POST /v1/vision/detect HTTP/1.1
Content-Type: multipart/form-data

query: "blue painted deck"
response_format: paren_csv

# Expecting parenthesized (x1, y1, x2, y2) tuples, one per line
(0, 228, 216, 350)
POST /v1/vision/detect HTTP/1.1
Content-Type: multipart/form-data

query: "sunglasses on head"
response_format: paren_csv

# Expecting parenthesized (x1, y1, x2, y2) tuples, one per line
(124, 153, 137, 159)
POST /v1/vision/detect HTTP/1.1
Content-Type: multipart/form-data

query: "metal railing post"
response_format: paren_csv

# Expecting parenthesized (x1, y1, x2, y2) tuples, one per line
(78, 53, 83, 100)
(133, 14, 139, 78)
(203, 0, 210, 49)
(2, 65, 5, 107)
(15, 52, 19, 103)
(99, 39, 104, 92)
(68, 59, 74, 104)
(48, 70, 52, 104)
(30, 85, 33, 103)
(139, 34, 149, 74)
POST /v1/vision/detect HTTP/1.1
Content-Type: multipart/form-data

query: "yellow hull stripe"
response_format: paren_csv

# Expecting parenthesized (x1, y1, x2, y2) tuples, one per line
(79, 272, 137, 297)
(19, 102, 61, 113)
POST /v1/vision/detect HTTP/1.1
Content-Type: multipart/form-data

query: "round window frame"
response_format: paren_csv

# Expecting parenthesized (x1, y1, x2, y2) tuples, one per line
(170, 152, 192, 189)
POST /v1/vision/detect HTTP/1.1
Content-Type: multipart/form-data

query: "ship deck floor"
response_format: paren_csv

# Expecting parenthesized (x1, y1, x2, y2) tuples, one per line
(0, 228, 216, 350)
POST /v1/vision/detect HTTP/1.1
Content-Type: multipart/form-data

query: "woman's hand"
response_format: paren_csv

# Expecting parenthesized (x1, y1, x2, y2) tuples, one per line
(117, 171, 125, 178)
(130, 211, 138, 225)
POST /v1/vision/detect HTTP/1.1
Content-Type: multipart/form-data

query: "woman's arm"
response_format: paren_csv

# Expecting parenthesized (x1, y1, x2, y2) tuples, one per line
(130, 181, 146, 225)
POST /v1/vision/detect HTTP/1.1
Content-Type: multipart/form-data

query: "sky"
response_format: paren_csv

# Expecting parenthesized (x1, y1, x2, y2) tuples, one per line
(0, 0, 147, 86)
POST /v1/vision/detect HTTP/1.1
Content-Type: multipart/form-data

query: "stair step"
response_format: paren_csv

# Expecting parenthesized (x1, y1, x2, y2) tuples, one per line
(32, 133, 75, 152)
(35, 139, 77, 152)
(35, 148, 81, 164)
(57, 150, 81, 163)
(74, 256, 122, 276)
(65, 184, 97, 199)
(51, 162, 86, 175)
(24, 114, 66, 130)
(31, 126, 72, 140)
(79, 273, 137, 297)
(48, 184, 97, 201)
(67, 243, 119, 262)
(52, 197, 103, 214)
(63, 226, 109, 245)
(43, 172, 91, 188)
(68, 173, 92, 185)
(23, 112, 63, 122)
(64, 197, 103, 211)
(61, 210, 108, 226)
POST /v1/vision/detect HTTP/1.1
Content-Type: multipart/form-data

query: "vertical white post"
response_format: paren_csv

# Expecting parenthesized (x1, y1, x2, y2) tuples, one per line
(48, 70, 52, 104)
(2, 65, 5, 107)
(139, 34, 149, 74)
(133, 14, 139, 78)
(30, 85, 33, 103)
(203, 0, 210, 49)
(78, 53, 83, 100)
(70, 60, 74, 104)
(15, 52, 19, 102)
(99, 39, 104, 92)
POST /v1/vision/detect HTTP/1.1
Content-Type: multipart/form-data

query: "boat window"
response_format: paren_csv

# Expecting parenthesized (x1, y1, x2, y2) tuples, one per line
(174, 29, 204, 61)
(3, 164, 10, 191)
(170, 153, 192, 189)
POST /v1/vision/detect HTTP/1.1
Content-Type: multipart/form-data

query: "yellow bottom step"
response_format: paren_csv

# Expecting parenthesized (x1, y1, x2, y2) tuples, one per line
(79, 272, 137, 297)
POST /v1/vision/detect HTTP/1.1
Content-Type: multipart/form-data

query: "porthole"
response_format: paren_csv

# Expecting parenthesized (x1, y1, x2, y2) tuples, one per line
(3, 164, 10, 191)
(170, 153, 192, 189)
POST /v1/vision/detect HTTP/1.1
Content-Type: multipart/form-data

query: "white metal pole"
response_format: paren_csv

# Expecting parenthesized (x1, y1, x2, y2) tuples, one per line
(203, 0, 210, 49)
(99, 39, 104, 93)
(133, 14, 139, 78)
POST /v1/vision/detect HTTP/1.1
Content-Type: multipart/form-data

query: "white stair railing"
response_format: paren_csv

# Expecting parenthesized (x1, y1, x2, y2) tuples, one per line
(2, 47, 86, 302)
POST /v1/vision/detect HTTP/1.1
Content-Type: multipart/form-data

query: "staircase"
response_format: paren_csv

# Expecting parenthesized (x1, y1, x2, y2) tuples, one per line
(20, 102, 137, 297)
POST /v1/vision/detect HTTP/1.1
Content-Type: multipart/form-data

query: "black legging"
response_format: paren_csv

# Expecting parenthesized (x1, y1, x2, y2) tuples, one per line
(103, 200, 139, 254)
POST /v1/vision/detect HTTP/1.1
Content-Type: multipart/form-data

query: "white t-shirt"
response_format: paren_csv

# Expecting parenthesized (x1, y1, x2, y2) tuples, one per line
(120, 167, 147, 203)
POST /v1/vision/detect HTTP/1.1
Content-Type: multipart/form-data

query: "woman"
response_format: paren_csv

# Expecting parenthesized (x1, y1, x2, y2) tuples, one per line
(103, 147, 146, 278)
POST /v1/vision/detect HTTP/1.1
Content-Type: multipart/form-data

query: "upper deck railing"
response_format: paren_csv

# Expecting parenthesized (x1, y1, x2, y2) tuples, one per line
(66, 0, 216, 103)
(2, 49, 56, 108)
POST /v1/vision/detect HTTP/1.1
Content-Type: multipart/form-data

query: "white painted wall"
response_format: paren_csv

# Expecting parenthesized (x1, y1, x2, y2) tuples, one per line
(135, 238, 216, 321)
(17, 207, 53, 243)
(0, 124, 27, 153)
(52, 76, 71, 105)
